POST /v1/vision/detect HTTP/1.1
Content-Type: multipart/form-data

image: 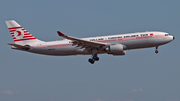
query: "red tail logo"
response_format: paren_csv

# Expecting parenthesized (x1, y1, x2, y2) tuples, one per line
(14, 30, 24, 39)
(9, 27, 36, 41)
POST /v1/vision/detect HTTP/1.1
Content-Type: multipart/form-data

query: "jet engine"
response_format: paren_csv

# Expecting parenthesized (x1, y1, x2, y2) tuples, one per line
(105, 44, 126, 55)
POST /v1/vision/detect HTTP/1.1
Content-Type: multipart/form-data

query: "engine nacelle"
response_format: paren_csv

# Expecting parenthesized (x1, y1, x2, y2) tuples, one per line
(106, 44, 126, 55)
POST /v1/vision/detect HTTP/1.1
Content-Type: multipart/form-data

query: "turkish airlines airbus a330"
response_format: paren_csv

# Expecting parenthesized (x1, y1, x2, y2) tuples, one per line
(6, 20, 174, 64)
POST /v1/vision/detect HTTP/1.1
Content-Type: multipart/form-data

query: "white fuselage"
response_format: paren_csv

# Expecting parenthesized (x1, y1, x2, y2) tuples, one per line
(21, 31, 173, 56)
(6, 20, 174, 64)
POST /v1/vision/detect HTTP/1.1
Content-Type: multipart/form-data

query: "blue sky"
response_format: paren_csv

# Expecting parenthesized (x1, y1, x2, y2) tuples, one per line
(0, 0, 179, 101)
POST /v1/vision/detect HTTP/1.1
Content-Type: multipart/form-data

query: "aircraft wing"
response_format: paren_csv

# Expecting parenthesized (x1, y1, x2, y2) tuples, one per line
(57, 31, 107, 50)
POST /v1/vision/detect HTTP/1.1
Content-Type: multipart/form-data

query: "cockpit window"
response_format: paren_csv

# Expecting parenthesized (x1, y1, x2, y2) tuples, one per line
(165, 34, 169, 36)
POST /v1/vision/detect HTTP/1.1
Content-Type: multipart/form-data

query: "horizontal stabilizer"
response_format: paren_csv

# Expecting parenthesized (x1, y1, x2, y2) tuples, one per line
(8, 43, 30, 50)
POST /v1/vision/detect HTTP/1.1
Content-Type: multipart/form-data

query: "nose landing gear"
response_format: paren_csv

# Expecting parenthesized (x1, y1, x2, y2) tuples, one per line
(155, 46, 158, 54)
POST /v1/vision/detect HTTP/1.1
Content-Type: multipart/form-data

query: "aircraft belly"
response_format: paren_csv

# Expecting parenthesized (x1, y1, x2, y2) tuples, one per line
(153, 37, 172, 46)
(30, 46, 89, 56)
(55, 47, 77, 55)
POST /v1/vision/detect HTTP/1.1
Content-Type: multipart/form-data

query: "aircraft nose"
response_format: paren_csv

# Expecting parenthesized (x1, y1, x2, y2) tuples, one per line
(173, 36, 175, 40)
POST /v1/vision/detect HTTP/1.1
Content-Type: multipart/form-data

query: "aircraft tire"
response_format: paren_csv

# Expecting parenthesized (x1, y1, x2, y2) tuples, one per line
(93, 56, 99, 61)
(88, 58, 94, 64)
(155, 50, 158, 54)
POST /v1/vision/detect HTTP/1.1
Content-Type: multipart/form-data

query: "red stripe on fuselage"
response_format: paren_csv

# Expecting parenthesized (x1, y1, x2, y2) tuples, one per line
(33, 35, 167, 48)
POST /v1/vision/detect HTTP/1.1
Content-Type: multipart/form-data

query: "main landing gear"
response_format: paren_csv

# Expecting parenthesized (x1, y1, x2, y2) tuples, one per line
(88, 49, 99, 64)
(88, 55, 99, 64)
(155, 46, 158, 54)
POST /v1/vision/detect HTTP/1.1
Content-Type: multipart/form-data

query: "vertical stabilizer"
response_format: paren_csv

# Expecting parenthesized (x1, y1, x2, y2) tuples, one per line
(5, 20, 44, 45)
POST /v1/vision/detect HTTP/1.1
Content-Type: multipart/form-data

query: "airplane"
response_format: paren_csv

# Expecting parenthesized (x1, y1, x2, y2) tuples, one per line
(5, 20, 174, 64)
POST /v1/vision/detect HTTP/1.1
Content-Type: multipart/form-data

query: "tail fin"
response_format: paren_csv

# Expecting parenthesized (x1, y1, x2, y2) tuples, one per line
(5, 20, 44, 45)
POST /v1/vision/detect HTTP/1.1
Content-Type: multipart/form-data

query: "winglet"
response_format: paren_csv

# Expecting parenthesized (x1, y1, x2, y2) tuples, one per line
(57, 31, 65, 36)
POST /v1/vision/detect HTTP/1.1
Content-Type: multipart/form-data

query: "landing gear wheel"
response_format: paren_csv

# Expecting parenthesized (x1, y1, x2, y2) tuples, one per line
(155, 50, 158, 54)
(88, 58, 94, 64)
(155, 46, 159, 54)
(93, 56, 99, 61)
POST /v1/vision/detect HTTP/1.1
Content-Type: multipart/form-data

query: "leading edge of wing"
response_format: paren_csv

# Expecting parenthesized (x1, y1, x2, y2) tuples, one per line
(57, 31, 107, 47)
